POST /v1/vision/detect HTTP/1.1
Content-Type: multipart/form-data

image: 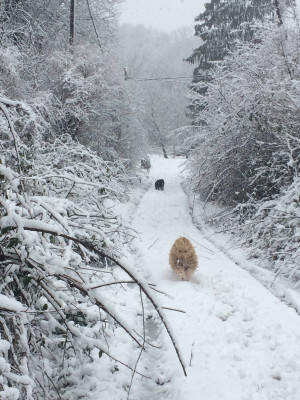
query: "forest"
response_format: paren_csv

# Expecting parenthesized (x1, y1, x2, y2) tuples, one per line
(1, 0, 300, 398)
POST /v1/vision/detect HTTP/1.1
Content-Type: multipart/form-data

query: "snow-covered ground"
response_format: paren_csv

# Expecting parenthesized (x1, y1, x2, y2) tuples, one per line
(124, 155, 300, 399)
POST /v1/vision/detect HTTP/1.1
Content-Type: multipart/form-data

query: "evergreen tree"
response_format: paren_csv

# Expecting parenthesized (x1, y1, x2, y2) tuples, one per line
(186, 0, 278, 119)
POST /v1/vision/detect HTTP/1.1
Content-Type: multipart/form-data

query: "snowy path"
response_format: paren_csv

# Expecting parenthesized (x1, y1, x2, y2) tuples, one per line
(129, 155, 300, 400)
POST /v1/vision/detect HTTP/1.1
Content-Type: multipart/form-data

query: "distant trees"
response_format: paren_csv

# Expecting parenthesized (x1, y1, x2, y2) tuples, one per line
(0, 0, 68, 51)
(0, 0, 147, 164)
(43, 45, 148, 164)
(118, 25, 196, 156)
(0, 0, 121, 50)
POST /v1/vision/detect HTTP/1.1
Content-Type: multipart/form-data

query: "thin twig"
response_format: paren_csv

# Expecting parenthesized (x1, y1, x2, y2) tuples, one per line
(88, 280, 135, 290)
(148, 238, 159, 250)
(149, 286, 172, 297)
(162, 307, 186, 314)
(133, 329, 161, 349)
(189, 341, 195, 367)
(65, 182, 76, 199)
(183, 232, 214, 254)
(86, 0, 103, 52)
(0, 102, 22, 175)
(44, 371, 63, 400)
(127, 288, 146, 399)
(56, 274, 143, 348)
(198, 255, 212, 260)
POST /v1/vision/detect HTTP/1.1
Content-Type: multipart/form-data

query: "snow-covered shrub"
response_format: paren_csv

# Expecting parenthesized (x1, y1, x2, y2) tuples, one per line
(39, 46, 148, 166)
(0, 95, 129, 398)
(141, 156, 151, 171)
(0, 162, 127, 398)
(0, 47, 24, 96)
(226, 179, 300, 285)
(0, 165, 185, 398)
(0, 95, 185, 399)
(185, 26, 300, 206)
(1, 0, 148, 170)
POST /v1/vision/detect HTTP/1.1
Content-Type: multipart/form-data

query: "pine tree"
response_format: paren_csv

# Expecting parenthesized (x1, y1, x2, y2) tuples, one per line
(186, 0, 277, 119)
(187, 0, 278, 78)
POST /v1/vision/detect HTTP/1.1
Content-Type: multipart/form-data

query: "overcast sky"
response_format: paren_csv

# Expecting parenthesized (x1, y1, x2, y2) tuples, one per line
(119, 0, 205, 33)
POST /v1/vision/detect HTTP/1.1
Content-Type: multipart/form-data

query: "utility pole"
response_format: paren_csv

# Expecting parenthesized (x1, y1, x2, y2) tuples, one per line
(274, 0, 283, 26)
(70, 0, 75, 47)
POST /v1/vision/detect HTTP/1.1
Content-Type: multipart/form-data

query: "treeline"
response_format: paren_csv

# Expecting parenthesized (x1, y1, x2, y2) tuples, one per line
(118, 24, 196, 157)
(182, 0, 300, 284)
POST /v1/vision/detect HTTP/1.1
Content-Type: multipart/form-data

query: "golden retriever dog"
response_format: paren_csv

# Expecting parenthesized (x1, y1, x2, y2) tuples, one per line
(169, 237, 198, 281)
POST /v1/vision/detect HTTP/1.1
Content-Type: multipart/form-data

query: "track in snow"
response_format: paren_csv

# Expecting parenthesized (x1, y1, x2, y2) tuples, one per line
(129, 155, 300, 400)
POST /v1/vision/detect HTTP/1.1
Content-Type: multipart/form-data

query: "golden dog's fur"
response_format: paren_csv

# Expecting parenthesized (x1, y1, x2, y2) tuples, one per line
(169, 237, 198, 281)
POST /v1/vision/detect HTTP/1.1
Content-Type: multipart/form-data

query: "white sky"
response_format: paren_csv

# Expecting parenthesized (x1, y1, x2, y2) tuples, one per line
(119, 0, 206, 33)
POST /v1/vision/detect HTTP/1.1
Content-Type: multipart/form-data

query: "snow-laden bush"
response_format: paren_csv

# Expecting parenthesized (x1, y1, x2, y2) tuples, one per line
(0, 165, 185, 399)
(33, 45, 148, 166)
(0, 162, 130, 399)
(222, 178, 300, 286)
(184, 26, 300, 206)
(1, 10, 148, 170)
(0, 95, 185, 399)
(141, 156, 151, 171)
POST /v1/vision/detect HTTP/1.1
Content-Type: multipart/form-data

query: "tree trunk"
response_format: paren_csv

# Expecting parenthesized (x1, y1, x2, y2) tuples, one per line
(274, 0, 283, 26)
(151, 105, 168, 158)
(161, 143, 168, 159)
(70, 0, 75, 47)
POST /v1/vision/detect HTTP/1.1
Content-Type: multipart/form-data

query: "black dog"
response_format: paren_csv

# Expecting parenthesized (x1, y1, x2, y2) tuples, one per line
(155, 179, 165, 191)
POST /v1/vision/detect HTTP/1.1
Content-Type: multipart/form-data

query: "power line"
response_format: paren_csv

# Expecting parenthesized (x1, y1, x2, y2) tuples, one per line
(124, 75, 203, 82)
(123, 68, 204, 82)
(86, 0, 103, 52)
(126, 76, 194, 81)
